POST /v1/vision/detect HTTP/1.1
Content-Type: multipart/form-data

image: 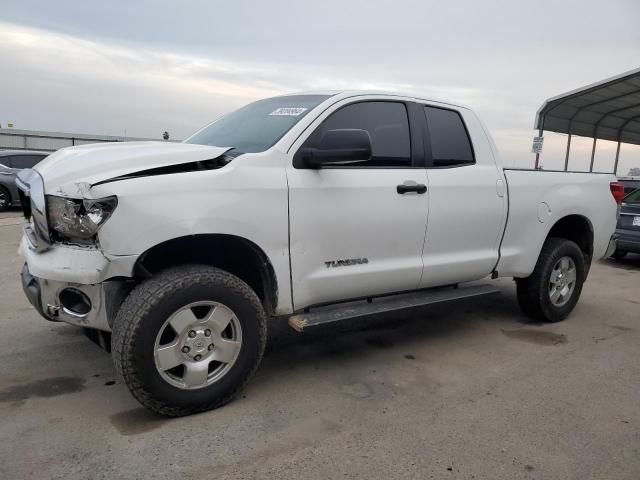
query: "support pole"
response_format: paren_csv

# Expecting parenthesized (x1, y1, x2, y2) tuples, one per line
(613, 141, 621, 176)
(564, 133, 572, 171)
(589, 137, 597, 172)
(534, 115, 545, 170)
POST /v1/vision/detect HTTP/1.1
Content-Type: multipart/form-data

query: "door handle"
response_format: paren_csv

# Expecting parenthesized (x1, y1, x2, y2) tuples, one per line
(396, 183, 427, 194)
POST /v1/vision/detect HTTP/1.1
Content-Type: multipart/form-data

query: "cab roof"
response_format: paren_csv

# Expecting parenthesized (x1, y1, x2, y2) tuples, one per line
(281, 90, 470, 110)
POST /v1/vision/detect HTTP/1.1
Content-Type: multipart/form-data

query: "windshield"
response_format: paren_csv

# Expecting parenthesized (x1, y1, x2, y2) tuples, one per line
(623, 188, 640, 204)
(185, 94, 332, 154)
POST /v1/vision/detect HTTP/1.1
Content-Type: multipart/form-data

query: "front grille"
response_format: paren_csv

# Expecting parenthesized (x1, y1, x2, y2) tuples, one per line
(15, 169, 50, 249)
(17, 188, 31, 220)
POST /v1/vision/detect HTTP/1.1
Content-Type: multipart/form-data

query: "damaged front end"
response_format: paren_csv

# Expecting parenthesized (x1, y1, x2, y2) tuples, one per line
(47, 195, 118, 245)
(16, 143, 236, 332)
(20, 262, 131, 332)
(17, 168, 134, 331)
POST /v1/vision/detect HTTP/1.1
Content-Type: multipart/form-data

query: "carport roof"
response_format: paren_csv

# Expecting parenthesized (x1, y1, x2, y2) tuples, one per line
(535, 67, 640, 145)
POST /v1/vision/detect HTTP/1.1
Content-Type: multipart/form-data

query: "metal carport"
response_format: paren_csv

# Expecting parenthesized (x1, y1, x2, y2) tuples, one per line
(534, 67, 640, 173)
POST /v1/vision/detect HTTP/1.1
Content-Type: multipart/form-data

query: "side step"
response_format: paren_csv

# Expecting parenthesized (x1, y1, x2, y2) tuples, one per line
(288, 284, 500, 332)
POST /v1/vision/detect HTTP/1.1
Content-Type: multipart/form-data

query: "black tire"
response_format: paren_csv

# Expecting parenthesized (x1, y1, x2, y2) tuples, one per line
(111, 265, 266, 417)
(0, 186, 11, 212)
(516, 237, 586, 323)
(611, 250, 627, 259)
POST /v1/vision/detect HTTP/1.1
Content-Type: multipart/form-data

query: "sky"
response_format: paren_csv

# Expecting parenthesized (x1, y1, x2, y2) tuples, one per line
(1, 0, 639, 172)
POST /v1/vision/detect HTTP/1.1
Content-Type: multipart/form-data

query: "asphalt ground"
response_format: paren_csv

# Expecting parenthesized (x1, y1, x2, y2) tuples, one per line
(0, 209, 638, 479)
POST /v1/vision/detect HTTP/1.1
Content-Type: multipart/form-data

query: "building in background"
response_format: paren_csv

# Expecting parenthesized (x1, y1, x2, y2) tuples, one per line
(0, 128, 176, 152)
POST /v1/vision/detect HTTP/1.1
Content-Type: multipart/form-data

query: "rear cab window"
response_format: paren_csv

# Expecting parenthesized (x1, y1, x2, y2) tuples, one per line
(424, 106, 474, 167)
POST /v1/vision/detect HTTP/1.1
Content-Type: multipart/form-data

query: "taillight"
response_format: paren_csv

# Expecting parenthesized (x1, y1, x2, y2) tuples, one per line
(610, 182, 625, 204)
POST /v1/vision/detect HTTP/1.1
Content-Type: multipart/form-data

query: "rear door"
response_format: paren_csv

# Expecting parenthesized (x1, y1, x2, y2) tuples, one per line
(286, 98, 429, 309)
(419, 105, 507, 287)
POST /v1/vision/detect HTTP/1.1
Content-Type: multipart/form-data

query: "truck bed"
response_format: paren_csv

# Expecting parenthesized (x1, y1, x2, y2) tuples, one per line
(496, 169, 618, 278)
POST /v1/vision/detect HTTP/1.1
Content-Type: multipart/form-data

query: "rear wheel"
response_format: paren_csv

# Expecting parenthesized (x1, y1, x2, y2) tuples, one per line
(611, 250, 627, 259)
(112, 265, 266, 416)
(0, 186, 11, 211)
(516, 237, 586, 323)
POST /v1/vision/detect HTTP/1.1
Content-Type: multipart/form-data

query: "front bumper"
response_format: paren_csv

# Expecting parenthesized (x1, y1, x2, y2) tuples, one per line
(21, 263, 121, 331)
(19, 231, 138, 331)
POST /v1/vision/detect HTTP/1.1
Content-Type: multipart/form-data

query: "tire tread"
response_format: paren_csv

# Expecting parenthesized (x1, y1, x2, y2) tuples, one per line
(112, 265, 266, 417)
(516, 237, 585, 323)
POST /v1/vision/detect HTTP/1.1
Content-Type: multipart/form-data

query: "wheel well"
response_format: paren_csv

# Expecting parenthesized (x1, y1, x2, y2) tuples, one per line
(134, 235, 278, 315)
(546, 215, 594, 266)
(0, 184, 11, 199)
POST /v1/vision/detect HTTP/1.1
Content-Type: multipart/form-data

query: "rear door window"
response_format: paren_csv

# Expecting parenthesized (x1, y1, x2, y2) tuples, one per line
(424, 106, 474, 167)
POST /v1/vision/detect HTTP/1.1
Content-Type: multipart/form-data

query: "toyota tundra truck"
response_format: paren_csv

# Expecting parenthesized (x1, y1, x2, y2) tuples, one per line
(16, 92, 621, 416)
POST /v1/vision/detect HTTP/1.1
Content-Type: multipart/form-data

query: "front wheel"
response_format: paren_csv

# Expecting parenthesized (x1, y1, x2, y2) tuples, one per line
(112, 265, 266, 416)
(516, 238, 586, 323)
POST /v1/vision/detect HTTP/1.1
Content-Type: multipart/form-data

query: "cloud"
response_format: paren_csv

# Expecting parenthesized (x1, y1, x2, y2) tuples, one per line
(1, 3, 639, 173)
(0, 21, 494, 137)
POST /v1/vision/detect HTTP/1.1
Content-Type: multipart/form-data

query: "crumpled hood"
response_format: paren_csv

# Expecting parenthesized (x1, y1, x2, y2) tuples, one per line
(35, 141, 231, 196)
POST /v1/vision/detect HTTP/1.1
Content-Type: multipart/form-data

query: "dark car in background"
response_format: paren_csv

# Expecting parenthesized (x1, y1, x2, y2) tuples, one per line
(618, 176, 640, 196)
(612, 188, 640, 258)
(0, 150, 49, 211)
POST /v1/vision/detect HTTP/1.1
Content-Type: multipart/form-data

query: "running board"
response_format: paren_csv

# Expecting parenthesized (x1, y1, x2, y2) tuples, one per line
(288, 284, 500, 332)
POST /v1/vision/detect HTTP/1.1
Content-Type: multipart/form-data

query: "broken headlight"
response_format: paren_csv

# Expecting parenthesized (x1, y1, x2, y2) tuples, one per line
(47, 195, 117, 242)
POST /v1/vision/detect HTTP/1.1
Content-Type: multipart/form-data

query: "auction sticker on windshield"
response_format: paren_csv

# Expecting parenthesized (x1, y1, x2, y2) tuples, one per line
(633, 216, 640, 227)
(269, 107, 308, 116)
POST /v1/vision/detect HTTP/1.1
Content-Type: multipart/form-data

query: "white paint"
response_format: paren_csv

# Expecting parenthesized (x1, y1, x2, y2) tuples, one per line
(286, 97, 429, 308)
(21, 91, 618, 324)
(497, 170, 617, 277)
(35, 141, 231, 197)
(537, 202, 551, 223)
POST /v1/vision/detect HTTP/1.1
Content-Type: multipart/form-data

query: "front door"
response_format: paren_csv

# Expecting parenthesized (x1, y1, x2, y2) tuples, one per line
(286, 99, 429, 310)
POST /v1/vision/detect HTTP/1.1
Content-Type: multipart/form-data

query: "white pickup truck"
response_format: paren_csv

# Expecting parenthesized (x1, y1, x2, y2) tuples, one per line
(17, 92, 621, 416)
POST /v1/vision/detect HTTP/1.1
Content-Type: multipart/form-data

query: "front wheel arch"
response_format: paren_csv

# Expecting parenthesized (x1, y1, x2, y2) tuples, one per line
(134, 234, 279, 315)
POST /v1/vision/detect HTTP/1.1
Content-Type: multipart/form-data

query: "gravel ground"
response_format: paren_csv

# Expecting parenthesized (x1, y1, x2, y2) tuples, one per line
(0, 208, 638, 479)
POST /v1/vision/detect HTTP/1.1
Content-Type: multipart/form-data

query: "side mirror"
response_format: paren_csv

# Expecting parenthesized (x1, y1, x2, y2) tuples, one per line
(302, 129, 372, 168)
